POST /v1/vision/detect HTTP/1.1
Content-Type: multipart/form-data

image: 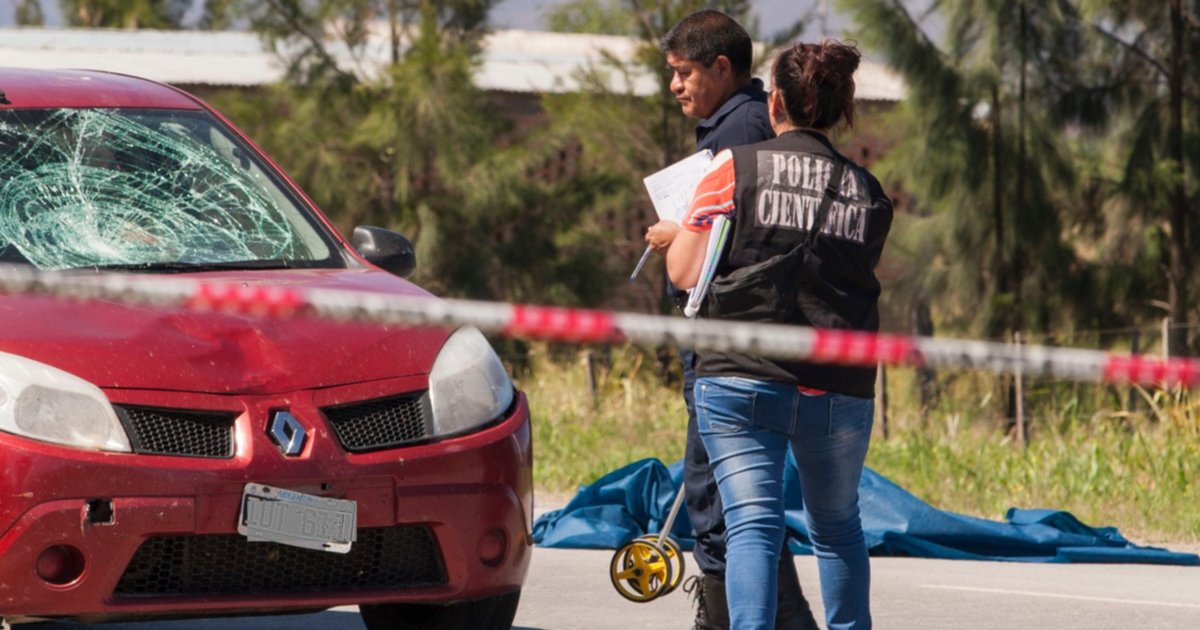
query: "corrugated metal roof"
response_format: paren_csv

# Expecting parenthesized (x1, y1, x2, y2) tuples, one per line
(474, 29, 661, 95)
(0, 27, 904, 100)
(0, 28, 280, 86)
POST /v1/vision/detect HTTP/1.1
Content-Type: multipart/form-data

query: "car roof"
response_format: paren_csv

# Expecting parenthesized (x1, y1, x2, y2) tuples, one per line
(0, 67, 202, 110)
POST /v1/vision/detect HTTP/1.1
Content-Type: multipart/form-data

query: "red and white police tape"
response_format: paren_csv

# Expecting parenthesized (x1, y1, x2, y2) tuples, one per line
(1, 264, 1197, 388)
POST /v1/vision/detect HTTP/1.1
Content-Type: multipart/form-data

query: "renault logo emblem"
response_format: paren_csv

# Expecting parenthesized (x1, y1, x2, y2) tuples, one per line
(269, 411, 306, 456)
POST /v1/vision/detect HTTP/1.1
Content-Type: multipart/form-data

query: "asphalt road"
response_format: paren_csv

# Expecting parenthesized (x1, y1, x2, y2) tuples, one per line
(22, 545, 1200, 629)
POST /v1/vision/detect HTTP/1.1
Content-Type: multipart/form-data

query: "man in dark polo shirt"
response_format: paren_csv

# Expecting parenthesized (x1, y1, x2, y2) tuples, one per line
(644, 10, 819, 630)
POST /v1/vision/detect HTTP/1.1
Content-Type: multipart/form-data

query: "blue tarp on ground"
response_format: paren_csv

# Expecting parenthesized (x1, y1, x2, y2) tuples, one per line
(531, 458, 1200, 565)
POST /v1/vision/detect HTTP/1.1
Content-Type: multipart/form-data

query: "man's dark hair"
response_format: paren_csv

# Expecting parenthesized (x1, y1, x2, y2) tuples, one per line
(660, 10, 753, 76)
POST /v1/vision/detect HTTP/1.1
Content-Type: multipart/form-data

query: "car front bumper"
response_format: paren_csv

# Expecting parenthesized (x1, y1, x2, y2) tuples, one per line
(0, 382, 533, 623)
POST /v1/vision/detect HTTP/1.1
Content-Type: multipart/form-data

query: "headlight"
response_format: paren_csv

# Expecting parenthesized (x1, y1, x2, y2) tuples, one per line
(0, 352, 131, 452)
(428, 327, 515, 437)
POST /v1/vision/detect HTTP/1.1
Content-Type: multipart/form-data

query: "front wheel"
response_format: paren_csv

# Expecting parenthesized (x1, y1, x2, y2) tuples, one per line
(360, 591, 521, 630)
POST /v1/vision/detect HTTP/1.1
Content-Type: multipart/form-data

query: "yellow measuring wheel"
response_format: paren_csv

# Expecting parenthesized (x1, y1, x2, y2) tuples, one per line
(635, 533, 685, 594)
(608, 487, 688, 603)
(609, 537, 675, 602)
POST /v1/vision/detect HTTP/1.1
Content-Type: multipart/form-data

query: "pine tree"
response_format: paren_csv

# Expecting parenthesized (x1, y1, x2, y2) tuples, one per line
(57, 0, 190, 28)
(839, 0, 1133, 342)
(1075, 0, 1199, 354)
(222, 0, 625, 304)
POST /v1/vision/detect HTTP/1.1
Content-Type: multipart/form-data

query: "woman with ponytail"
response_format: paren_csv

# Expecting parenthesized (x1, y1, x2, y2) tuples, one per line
(663, 40, 893, 630)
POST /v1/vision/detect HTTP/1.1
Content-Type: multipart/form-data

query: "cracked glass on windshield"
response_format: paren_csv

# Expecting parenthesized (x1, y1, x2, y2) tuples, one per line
(0, 108, 339, 270)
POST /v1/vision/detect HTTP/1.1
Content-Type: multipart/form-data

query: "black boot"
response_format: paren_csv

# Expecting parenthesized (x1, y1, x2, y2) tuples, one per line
(775, 557, 821, 630)
(684, 574, 730, 630)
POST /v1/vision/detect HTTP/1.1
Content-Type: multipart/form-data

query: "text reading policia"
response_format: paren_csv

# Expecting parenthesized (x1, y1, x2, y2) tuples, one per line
(754, 151, 872, 244)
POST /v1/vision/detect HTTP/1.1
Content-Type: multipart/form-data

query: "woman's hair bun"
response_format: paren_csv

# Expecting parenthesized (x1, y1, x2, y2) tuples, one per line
(772, 39, 862, 130)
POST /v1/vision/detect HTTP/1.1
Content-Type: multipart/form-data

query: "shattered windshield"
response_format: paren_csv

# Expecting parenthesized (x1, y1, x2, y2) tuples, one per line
(0, 108, 340, 271)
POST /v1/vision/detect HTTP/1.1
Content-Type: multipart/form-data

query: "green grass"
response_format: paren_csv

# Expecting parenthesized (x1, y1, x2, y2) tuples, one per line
(513, 345, 686, 495)
(512, 344, 1200, 545)
(869, 367, 1200, 545)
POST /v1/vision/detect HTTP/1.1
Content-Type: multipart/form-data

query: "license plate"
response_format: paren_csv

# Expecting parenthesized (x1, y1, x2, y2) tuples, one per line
(238, 483, 357, 554)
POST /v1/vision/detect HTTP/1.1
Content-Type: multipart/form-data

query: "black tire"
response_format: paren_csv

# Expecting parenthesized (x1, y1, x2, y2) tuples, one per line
(360, 590, 521, 630)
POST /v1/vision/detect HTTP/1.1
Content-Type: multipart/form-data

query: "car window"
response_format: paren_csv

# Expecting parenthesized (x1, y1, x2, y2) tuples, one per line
(0, 108, 342, 271)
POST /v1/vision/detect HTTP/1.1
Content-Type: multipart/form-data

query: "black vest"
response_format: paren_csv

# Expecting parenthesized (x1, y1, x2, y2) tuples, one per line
(695, 129, 894, 398)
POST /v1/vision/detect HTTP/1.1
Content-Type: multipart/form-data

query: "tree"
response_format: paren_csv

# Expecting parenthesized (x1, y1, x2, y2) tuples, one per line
(10, 0, 237, 29)
(220, 0, 623, 304)
(546, 0, 637, 35)
(58, 0, 190, 28)
(839, 0, 1155, 341)
(1076, 0, 1199, 354)
(842, 0, 1200, 355)
(14, 0, 44, 25)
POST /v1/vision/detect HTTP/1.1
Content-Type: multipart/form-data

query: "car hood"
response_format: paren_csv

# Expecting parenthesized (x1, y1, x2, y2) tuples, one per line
(0, 268, 450, 394)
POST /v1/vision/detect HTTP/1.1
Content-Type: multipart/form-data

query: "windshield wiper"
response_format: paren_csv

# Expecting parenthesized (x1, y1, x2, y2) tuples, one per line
(80, 259, 295, 274)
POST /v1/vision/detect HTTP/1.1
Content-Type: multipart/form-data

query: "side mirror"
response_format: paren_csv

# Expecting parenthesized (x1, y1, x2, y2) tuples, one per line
(352, 226, 416, 278)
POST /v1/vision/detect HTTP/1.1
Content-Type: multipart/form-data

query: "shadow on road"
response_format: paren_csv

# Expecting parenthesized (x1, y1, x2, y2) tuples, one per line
(13, 609, 360, 629)
(13, 611, 549, 630)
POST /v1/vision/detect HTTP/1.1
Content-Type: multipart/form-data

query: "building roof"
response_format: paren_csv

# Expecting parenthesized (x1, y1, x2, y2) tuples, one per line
(0, 27, 905, 101)
(0, 28, 278, 87)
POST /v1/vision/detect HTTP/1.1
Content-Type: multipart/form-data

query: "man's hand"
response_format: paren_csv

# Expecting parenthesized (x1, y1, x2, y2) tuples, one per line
(645, 220, 681, 254)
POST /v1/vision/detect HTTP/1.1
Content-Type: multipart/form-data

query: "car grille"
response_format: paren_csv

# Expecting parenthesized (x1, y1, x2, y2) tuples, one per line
(322, 392, 433, 452)
(113, 526, 446, 597)
(114, 405, 236, 459)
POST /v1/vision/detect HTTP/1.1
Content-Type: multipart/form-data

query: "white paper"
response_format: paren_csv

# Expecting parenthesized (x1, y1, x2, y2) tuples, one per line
(642, 149, 714, 223)
(684, 215, 731, 318)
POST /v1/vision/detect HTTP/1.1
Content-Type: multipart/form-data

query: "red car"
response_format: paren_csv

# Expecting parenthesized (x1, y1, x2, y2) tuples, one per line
(0, 67, 532, 629)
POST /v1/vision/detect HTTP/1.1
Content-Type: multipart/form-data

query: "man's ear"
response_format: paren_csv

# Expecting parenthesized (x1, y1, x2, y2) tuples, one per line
(713, 55, 732, 79)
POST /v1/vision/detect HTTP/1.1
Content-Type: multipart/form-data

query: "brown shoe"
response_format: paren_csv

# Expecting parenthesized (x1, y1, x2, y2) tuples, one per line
(683, 574, 729, 630)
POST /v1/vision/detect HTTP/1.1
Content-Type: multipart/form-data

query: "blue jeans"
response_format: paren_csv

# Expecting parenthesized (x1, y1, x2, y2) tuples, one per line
(696, 376, 873, 630)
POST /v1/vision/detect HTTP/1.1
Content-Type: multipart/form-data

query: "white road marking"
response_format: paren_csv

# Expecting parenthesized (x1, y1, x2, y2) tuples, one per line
(921, 584, 1200, 609)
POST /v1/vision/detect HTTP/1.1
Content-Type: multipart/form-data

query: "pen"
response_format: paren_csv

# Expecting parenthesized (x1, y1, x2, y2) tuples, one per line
(629, 245, 654, 282)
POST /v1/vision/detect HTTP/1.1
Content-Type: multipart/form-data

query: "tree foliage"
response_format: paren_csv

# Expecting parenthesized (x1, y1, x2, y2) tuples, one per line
(211, 0, 622, 304)
(57, 0, 189, 28)
(12, 0, 236, 28)
(838, 0, 1199, 353)
(217, 0, 804, 310)
(34, 0, 1194, 353)
(546, 0, 637, 35)
(1073, 0, 1199, 353)
(14, 0, 44, 25)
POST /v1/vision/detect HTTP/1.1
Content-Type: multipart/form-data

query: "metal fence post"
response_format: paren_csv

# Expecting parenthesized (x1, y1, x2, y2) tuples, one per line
(1014, 330, 1027, 447)
(1128, 330, 1141, 412)
(877, 361, 889, 440)
(1162, 317, 1171, 358)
